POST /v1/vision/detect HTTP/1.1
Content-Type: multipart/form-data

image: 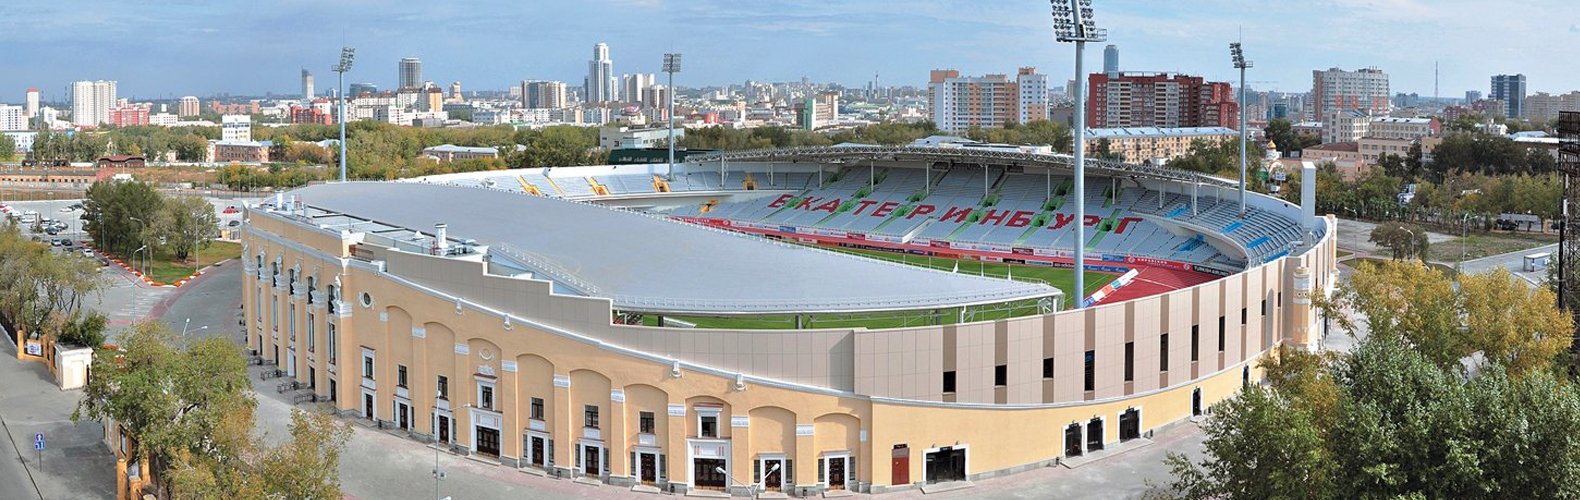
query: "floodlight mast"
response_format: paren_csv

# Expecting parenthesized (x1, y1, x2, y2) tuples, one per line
(1231, 42, 1252, 216)
(1052, 0, 1105, 309)
(333, 47, 355, 182)
(663, 53, 682, 169)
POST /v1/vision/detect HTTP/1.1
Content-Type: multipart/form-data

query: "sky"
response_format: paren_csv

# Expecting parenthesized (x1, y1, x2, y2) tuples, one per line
(1, 0, 1577, 101)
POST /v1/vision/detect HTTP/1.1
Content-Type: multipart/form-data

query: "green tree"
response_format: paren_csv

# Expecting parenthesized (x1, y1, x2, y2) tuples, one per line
(0, 132, 15, 160)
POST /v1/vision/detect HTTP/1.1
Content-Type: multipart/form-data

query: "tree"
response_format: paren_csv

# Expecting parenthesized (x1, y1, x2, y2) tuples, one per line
(74, 322, 352, 499)
(0, 132, 15, 160)
(1338, 259, 1571, 377)
(1366, 222, 1428, 260)
(0, 223, 102, 342)
(152, 195, 219, 262)
(1157, 333, 1580, 500)
(83, 180, 164, 257)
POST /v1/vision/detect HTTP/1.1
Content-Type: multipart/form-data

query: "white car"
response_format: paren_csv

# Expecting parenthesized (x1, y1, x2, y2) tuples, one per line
(81, 248, 93, 258)
(58, 207, 73, 213)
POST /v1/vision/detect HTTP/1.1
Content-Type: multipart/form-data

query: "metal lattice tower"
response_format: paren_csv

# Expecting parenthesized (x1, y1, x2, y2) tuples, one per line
(1556, 111, 1580, 349)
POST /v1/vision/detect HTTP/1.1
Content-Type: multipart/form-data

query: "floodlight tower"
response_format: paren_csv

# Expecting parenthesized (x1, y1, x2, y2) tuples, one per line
(1052, 0, 1105, 309)
(332, 47, 355, 182)
(1231, 42, 1251, 216)
(663, 53, 682, 168)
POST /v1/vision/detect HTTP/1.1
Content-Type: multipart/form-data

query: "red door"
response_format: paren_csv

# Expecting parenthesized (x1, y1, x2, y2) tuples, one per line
(891, 445, 910, 485)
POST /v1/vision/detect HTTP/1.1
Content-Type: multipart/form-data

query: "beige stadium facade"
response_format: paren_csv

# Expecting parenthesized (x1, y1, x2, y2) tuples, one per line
(241, 152, 1336, 496)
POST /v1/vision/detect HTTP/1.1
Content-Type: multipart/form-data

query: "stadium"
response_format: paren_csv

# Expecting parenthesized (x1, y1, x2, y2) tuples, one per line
(240, 140, 1336, 495)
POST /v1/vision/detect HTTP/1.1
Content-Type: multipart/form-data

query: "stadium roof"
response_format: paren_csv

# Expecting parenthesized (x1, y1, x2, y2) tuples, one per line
(287, 182, 1062, 315)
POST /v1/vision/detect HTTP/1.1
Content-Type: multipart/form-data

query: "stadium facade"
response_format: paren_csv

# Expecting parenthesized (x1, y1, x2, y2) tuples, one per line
(241, 144, 1336, 495)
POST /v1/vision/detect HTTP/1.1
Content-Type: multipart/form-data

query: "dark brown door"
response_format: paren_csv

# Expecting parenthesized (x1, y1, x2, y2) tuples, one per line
(364, 394, 374, 420)
(584, 446, 601, 475)
(640, 453, 656, 484)
(530, 437, 545, 466)
(476, 427, 500, 456)
(437, 415, 450, 444)
(398, 404, 409, 430)
(891, 445, 910, 485)
(764, 459, 783, 491)
(694, 459, 727, 490)
(828, 457, 847, 490)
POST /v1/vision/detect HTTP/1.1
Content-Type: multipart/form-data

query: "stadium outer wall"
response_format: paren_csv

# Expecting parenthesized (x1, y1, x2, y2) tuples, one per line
(241, 198, 1336, 495)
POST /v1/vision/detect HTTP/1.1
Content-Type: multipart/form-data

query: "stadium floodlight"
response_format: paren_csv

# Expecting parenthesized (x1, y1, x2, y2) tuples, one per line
(1051, 0, 1105, 308)
(1231, 42, 1251, 216)
(332, 46, 355, 182)
(663, 53, 682, 170)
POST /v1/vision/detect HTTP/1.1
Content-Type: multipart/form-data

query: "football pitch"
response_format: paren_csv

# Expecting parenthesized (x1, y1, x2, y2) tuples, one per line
(639, 245, 1116, 330)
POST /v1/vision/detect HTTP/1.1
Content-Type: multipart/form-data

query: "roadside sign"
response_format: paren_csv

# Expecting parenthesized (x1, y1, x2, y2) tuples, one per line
(34, 433, 44, 450)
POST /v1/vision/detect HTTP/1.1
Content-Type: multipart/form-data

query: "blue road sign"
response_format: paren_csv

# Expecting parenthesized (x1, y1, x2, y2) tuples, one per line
(34, 432, 44, 450)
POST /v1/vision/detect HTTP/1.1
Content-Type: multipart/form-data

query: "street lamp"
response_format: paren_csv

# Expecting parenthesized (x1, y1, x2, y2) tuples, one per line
(1052, 0, 1105, 308)
(1231, 42, 1252, 217)
(715, 465, 756, 496)
(663, 53, 682, 169)
(332, 47, 356, 182)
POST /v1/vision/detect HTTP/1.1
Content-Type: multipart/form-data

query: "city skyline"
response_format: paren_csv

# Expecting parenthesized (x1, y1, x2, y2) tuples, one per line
(0, 1, 1576, 100)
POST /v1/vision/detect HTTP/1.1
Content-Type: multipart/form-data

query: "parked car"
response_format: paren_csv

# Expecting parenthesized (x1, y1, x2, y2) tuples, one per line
(60, 239, 73, 247)
(223, 206, 240, 214)
(227, 220, 242, 227)
(49, 239, 61, 246)
(81, 249, 93, 258)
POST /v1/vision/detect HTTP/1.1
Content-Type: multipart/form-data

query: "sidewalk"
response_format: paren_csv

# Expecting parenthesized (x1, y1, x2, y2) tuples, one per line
(0, 339, 116, 500)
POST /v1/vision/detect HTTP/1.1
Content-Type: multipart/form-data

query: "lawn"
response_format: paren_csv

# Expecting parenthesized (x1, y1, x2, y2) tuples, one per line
(1425, 232, 1556, 263)
(637, 245, 1118, 330)
(142, 240, 242, 284)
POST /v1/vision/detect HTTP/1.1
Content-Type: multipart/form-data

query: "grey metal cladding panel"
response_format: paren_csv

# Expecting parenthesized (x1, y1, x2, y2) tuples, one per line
(288, 182, 1057, 314)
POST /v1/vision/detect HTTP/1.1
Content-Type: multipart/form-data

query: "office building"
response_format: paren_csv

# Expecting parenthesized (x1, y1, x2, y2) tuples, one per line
(222, 114, 252, 142)
(928, 67, 1052, 132)
(0, 104, 25, 131)
(349, 83, 378, 97)
(70, 80, 117, 126)
(586, 43, 616, 103)
(178, 96, 200, 117)
(1465, 90, 1482, 103)
(449, 82, 463, 103)
(623, 73, 655, 106)
(1086, 72, 1237, 129)
(1103, 44, 1119, 78)
(399, 58, 423, 90)
(522, 80, 569, 109)
(302, 69, 315, 100)
(1310, 67, 1390, 119)
(641, 86, 670, 119)
(1490, 74, 1527, 120)
(799, 92, 839, 130)
(25, 87, 39, 124)
(1322, 110, 1371, 144)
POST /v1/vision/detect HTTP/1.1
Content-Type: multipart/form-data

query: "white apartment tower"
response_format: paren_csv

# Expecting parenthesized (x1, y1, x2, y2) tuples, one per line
(70, 80, 116, 126)
(586, 43, 616, 103)
(178, 96, 200, 117)
(928, 67, 1050, 133)
(0, 105, 25, 131)
(25, 87, 39, 124)
(1310, 67, 1390, 120)
(622, 73, 655, 106)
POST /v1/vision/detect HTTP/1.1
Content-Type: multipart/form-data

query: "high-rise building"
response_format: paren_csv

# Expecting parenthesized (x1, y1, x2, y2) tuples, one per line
(928, 67, 1053, 132)
(24, 87, 39, 124)
(1103, 44, 1119, 78)
(349, 83, 378, 97)
(799, 92, 839, 130)
(177, 96, 200, 117)
(70, 80, 116, 126)
(641, 85, 670, 119)
(622, 73, 655, 106)
(399, 57, 422, 90)
(585, 43, 616, 103)
(1523, 91, 1580, 122)
(1490, 74, 1527, 120)
(302, 69, 315, 100)
(222, 115, 252, 142)
(522, 80, 569, 109)
(1465, 90, 1482, 103)
(1086, 72, 1238, 129)
(109, 103, 150, 127)
(0, 105, 26, 131)
(1310, 67, 1390, 119)
(449, 81, 463, 103)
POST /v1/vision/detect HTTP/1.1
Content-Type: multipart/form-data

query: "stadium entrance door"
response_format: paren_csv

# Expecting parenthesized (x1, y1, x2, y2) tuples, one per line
(693, 458, 727, 490)
(924, 446, 966, 483)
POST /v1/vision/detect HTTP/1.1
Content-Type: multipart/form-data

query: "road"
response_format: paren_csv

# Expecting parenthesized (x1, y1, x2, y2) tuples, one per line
(1456, 242, 1557, 286)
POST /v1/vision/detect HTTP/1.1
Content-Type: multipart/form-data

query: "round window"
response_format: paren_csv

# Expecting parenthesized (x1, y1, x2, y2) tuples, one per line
(359, 292, 373, 308)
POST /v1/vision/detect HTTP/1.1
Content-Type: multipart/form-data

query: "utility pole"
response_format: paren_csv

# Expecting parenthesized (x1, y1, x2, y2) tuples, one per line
(663, 53, 682, 168)
(1231, 42, 1252, 217)
(1052, 0, 1105, 308)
